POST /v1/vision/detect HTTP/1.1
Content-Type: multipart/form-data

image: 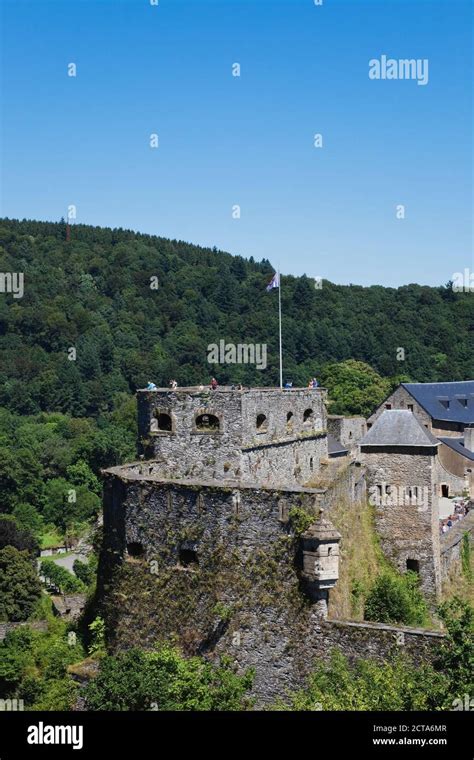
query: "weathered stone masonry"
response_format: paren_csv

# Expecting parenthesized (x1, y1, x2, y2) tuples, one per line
(138, 387, 328, 487)
(98, 388, 448, 704)
(361, 446, 441, 600)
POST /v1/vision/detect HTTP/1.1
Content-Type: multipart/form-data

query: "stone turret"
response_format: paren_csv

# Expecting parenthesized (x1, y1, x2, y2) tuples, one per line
(301, 508, 341, 618)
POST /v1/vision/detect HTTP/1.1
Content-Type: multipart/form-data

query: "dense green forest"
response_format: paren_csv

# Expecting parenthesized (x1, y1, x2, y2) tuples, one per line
(0, 217, 472, 419)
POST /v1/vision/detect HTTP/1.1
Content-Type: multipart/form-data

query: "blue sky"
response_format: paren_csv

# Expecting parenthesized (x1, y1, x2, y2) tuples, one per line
(1, 0, 472, 286)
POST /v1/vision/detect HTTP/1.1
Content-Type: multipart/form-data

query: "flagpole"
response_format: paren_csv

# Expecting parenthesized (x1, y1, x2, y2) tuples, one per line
(278, 268, 283, 389)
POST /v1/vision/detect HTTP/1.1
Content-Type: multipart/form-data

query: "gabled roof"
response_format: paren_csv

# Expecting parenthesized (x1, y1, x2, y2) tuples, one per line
(402, 381, 474, 424)
(438, 436, 474, 462)
(360, 410, 439, 448)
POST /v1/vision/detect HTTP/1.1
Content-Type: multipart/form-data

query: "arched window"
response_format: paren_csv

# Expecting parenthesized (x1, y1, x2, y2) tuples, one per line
(303, 408, 314, 424)
(195, 413, 220, 432)
(151, 409, 174, 433)
(256, 413, 268, 432)
(286, 411, 294, 430)
(156, 412, 172, 431)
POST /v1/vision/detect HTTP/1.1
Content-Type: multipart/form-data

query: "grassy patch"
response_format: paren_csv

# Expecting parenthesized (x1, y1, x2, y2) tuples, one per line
(40, 528, 65, 550)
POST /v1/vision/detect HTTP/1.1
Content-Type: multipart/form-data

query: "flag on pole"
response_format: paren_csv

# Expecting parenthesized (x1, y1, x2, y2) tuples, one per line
(265, 270, 283, 388)
(266, 272, 280, 291)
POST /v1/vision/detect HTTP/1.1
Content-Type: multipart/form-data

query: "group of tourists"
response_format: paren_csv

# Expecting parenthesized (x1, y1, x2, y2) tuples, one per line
(146, 378, 224, 391)
(283, 377, 319, 389)
(440, 499, 471, 534)
(146, 377, 319, 391)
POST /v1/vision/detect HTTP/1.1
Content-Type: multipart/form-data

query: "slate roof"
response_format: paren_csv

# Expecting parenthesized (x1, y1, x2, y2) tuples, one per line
(360, 410, 440, 448)
(438, 436, 474, 462)
(327, 434, 349, 457)
(402, 381, 474, 424)
(302, 510, 341, 541)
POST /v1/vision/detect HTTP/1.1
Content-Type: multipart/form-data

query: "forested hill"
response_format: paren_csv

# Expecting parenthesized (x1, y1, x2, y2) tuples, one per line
(0, 217, 472, 418)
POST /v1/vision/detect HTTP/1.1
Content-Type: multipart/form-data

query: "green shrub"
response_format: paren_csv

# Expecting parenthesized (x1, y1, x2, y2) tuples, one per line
(85, 644, 254, 711)
(288, 506, 314, 537)
(278, 649, 445, 711)
(364, 570, 429, 626)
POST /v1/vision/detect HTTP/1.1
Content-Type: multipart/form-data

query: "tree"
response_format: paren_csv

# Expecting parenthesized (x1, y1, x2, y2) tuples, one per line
(435, 597, 474, 705)
(73, 558, 95, 587)
(85, 645, 254, 711)
(320, 360, 392, 417)
(0, 515, 39, 556)
(0, 620, 83, 708)
(11, 503, 44, 541)
(66, 460, 101, 495)
(0, 546, 42, 621)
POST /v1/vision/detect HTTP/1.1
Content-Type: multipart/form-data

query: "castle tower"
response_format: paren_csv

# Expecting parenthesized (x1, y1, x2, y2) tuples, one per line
(137, 385, 328, 487)
(359, 410, 441, 599)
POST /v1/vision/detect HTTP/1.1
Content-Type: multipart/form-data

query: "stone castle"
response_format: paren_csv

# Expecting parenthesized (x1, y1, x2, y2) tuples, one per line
(98, 383, 473, 703)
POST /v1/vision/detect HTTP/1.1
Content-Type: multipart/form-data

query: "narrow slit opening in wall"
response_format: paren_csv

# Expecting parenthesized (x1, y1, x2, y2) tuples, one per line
(179, 548, 198, 567)
(127, 542, 144, 558)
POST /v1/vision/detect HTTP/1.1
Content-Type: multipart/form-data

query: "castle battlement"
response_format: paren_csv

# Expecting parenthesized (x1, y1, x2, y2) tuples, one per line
(137, 385, 328, 487)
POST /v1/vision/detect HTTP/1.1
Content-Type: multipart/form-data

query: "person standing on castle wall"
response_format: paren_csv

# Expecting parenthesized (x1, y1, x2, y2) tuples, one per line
(169, 379, 178, 389)
(210, 377, 218, 390)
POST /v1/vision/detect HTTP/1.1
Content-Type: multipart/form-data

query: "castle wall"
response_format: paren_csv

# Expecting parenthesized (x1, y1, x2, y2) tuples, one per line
(240, 388, 326, 446)
(101, 472, 322, 571)
(360, 446, 441, 599)
(438, 442, 470, 480)
(99, 472, 444, 705)
(242, 433, 328, 486)
(440, 511, 474, 581)
(435, 453, 466, 496)
(219, 616, 442, 705)
(327, 416, 367, 451)
(137, 387, 328, 487)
